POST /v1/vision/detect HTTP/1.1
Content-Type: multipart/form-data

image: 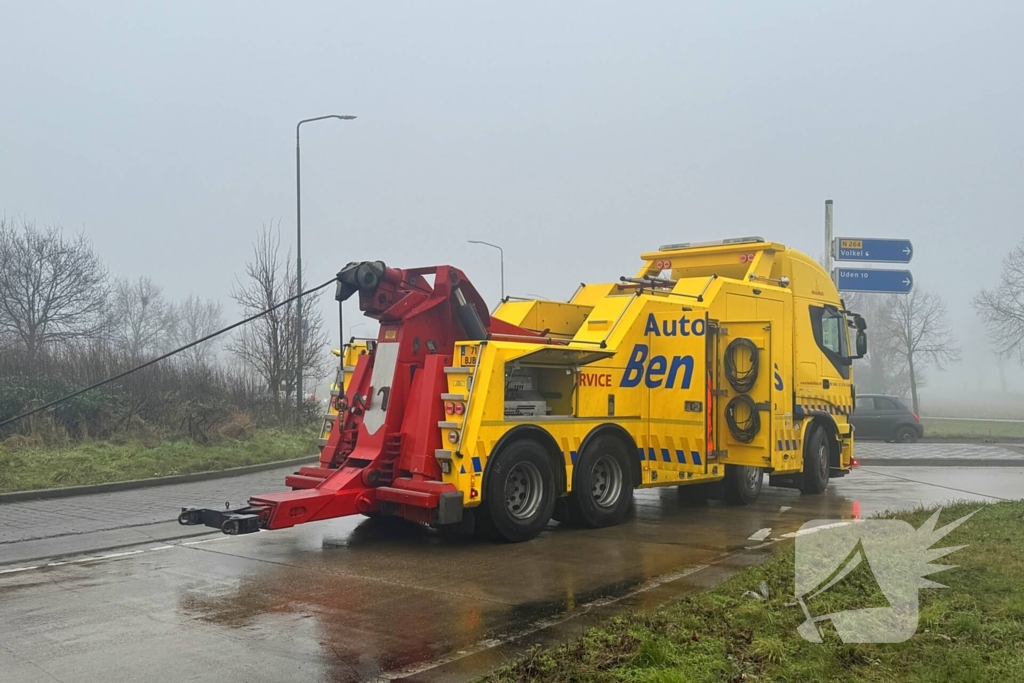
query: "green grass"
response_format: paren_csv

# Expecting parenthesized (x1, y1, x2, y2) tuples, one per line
(484, 500, 1024, 682)
(0, 429, 317, 493)
(920, 417, 1024, 441)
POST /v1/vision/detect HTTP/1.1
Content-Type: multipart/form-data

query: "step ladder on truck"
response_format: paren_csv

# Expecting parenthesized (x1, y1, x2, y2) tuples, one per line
(180, 237, 867, 541)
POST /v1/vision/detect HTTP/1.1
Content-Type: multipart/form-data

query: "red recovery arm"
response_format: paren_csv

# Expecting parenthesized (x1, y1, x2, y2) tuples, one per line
(179, 262, 538, 534)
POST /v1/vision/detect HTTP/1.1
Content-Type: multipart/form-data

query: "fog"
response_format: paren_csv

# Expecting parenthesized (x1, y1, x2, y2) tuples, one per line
(2, 1, 1022, 402)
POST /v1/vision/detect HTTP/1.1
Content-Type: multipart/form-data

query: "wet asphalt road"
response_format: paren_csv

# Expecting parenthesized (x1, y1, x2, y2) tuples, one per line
(2, 464, 1022, 683)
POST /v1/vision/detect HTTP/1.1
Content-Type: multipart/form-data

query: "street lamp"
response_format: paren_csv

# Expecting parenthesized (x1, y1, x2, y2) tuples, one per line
(467, 240, 504, 300)
(296, 114, 356, 418)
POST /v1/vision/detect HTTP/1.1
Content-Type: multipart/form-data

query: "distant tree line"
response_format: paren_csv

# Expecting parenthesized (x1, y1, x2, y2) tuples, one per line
(0, 216, 329, 444)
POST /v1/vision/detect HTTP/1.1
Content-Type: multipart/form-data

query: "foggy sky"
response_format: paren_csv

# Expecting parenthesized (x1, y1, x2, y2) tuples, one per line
(2, 2, 1022, 398)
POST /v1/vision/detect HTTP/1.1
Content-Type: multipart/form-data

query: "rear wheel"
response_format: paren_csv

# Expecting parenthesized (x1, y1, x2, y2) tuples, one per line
(723, 465, 763, 505)
(565, 435, 634, 528)
(801, 424, 831, 494)
(895, 425, 918, 443)
(483, 439, 556, 542)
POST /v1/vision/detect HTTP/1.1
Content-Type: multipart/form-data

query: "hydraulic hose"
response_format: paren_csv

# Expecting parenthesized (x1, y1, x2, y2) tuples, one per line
(725, 393, 761, 443)
(724, 337, 759, 393)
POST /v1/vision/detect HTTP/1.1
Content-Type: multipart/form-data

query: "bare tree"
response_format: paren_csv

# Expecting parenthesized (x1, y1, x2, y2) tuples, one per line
(876, 289, 961, 414)
(170, 295, 224, 367)
(0, 217, 108, 365)
(227, 224, 329, 419)
(844, 292, 911, 398)
(974, 240, 1024, 366)
(109, 276, 175, 361)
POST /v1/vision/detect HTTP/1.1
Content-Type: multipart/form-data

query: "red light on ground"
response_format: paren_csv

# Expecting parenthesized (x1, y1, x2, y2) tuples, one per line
(852, 501, 861, 519)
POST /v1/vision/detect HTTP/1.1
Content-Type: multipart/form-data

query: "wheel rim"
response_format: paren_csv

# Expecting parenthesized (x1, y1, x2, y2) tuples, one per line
(898, 430, 912, 443)
(504, 461, 544, 520)
(818, 442, 829, 479)
(591, 454, 623, 508)
(745, 466, 761, 492)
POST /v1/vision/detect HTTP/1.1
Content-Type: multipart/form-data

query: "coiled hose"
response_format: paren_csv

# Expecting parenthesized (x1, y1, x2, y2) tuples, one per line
(725, 394, 760, 443)
(724, 337, 759, 393)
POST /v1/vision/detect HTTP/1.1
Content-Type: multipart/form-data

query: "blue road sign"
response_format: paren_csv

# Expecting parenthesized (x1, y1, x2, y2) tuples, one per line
(834, 268, 913, 294)
(833, 237, 913, 264)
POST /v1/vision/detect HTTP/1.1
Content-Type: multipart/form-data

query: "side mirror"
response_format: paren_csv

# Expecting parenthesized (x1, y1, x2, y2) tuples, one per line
(854, 329, 868, 359)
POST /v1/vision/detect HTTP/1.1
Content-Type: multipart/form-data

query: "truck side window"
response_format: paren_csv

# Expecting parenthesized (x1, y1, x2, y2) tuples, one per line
(809, 305, 850, 379)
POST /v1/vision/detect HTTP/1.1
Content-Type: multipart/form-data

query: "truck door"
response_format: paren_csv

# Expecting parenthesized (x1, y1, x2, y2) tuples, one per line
(643, 311, 709, 479)
(714, 321, 773, 469)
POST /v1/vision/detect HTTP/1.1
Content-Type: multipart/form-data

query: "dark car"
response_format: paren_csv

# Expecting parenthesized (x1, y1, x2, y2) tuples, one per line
(851, 394, 924, 443)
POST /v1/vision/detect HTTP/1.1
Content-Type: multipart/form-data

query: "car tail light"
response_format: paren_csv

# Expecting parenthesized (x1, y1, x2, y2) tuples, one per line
(453, 402, 464, 415)
(913, 413, 920, 421)
(445, 401, 455, 414)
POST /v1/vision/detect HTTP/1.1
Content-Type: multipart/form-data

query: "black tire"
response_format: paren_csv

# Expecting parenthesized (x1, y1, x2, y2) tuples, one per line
(801, 424, 831, 494)
(895, 425, 917, 443)
(483, 439, 557, 542)
(723, 465, 763, 505)
(565, 435, 634, 528)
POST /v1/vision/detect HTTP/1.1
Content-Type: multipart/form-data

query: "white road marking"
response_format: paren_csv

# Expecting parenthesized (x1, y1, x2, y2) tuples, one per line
(747, 528, 772, 541)
(181, 536, 229, 546)
(0, 535, 228, 576)
(779, 521, 852, 539)
(779, 506, 792, 512)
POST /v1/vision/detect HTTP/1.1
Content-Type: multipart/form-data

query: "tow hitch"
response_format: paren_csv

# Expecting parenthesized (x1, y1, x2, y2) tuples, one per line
(178, 505, 263, 535)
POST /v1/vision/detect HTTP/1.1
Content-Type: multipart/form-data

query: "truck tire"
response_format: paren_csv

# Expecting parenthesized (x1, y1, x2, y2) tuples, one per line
(565, 435, 634, 528)
(483, 439, 557, 542)
(723, 465, 763, 505)
(801, 424, 831, 494)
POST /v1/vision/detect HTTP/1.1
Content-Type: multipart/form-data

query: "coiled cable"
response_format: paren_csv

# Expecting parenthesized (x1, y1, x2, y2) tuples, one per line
(725, 394, 761, 443)
(724, 337, 759, 393)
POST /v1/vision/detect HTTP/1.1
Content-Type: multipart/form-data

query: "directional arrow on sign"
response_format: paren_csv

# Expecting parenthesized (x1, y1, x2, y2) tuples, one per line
(834, 268, 914, 294)
(833, 237, 914, 264)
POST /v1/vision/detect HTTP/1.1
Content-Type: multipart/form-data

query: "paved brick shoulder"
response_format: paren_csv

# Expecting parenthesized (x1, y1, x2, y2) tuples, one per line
(0, 465, 295, 546)
(856, 442, 1024, 460)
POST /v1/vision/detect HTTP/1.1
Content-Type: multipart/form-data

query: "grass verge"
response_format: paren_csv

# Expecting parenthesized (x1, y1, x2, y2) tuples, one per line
(0, 429, 317, 493)
(920, 417, 1024, 441)
(485, 500, 1024, 682)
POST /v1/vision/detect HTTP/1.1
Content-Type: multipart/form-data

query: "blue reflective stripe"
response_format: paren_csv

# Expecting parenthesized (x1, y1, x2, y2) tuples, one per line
(691, 451, 702, 465)
(472, 457, 482, 473)
(460, 465, 466, 474)
(661, 448, 672, 463)
(570, 450, 578, 465)
(648, 448, 657, 462)
(638, 448, 646, 460)
(675, 449, 686, 464)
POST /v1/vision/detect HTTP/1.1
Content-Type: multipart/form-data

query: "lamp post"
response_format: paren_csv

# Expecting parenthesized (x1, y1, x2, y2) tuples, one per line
(296, 114, 356, 418)
(467, 240, 504, 300)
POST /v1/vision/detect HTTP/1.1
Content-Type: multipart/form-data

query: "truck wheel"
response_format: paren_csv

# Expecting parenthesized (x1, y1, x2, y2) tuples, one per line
(484, 439, 556, 542)
(723, 465, 763, 505)
(565, 435, 633, 528)
(801, 424, 831, 494)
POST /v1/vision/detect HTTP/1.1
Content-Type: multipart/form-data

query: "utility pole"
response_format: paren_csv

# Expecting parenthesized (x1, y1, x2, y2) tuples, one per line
(296, 114, 356, 420)
(824, 199, 834, 279)
(467, 240, 505, 300)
